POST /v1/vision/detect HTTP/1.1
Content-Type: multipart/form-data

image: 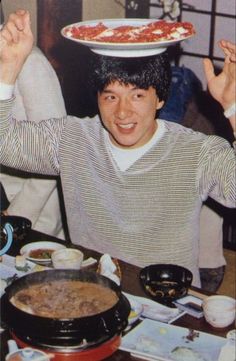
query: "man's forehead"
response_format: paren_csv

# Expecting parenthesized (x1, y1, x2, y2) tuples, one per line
(103, 81, 137, 90)
(102, 81, 151, 92)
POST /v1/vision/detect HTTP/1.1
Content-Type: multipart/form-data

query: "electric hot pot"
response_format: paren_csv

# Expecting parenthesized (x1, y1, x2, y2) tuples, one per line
(1, 269, 131, 360)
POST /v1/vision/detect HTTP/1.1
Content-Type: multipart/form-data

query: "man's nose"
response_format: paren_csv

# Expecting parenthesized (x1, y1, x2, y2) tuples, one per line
(115, 99, 132, 119)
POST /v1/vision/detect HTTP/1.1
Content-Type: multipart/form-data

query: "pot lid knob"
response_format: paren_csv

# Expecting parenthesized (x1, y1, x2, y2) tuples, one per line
(22, 348, 34, 359)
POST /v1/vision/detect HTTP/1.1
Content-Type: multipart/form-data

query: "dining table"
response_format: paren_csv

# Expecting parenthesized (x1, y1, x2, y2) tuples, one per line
(1, 228, 235, 361)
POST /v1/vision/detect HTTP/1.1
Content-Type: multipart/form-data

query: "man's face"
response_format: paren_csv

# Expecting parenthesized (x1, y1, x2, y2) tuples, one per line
(98, 81, 164, 149)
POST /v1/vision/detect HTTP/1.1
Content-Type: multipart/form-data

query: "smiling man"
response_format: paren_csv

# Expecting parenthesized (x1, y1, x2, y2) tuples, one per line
(98, 82, 162, 149)
(93, 53, 168, 151)
(0, 10, 235, 287)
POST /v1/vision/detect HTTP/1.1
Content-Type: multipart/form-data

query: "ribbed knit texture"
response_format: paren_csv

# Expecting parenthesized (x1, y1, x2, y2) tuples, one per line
(1, 99, 235, 286)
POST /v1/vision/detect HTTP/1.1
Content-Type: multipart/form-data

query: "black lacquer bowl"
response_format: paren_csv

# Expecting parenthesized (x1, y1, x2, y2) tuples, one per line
(1, 215, 32, 241)
(140, 264, 193, 306)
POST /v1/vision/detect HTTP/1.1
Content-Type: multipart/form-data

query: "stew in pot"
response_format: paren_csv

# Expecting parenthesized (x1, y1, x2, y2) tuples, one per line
(10, 279, 118, 319)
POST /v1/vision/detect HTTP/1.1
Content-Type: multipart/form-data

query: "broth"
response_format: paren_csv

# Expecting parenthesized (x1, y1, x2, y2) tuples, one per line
(10, 280, 118, 318)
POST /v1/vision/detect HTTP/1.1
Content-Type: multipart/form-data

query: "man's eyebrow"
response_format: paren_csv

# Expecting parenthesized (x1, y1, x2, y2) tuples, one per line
(101, 89, 114, 93)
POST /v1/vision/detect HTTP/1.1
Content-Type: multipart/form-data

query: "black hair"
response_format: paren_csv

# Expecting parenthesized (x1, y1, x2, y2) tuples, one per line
(88, 51, 171, 102)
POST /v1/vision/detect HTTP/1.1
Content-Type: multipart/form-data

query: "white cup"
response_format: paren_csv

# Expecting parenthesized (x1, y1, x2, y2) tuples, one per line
(51, 248, 84, 270)
(203, 295, 236, 328)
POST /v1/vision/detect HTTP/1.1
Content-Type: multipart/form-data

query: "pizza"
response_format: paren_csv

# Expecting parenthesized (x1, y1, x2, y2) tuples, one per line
(64, 20, 195, 44)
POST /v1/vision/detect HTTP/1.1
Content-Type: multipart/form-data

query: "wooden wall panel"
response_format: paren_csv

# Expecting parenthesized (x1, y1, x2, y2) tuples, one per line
(37, 0, 96, 117)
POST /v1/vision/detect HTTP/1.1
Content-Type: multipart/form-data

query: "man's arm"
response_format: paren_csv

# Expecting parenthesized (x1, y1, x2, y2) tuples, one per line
(2, 47, 66, 231)
(1, 47, 66, 227)
(0, 10, 63, 175)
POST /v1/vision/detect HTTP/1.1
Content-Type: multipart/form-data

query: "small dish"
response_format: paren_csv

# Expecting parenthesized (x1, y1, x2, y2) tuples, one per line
(20, 241, 66, 264)
(6, 342, 51, 361)
(203, 295, 236, 328)
(173, 295, 203, 318)
(51, 248, 84, 269)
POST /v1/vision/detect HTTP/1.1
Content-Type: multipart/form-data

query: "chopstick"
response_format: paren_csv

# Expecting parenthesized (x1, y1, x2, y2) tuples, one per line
(188, 289, 207, 300)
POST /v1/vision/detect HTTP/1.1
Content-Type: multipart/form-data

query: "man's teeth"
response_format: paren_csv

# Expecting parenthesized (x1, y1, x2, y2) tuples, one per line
(119, 123, 134, 129)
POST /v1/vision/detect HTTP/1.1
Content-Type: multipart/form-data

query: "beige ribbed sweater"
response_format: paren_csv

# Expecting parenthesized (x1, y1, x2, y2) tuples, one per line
(1, 99, 235, 286)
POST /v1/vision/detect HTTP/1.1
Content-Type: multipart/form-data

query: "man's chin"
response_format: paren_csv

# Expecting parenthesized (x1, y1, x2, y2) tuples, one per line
(112, 139, 140, 149)
(109, 131, 141, 149)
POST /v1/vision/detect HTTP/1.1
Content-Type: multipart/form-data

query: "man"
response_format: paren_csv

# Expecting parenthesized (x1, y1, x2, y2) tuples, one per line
(0, 10, 235, 287)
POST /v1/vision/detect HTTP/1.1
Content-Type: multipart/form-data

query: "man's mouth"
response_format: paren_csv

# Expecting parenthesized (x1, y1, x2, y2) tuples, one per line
(118, 123, 136, 129)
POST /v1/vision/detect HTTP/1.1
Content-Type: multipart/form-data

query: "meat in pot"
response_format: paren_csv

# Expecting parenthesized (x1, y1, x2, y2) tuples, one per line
(10, 280, 118, 319)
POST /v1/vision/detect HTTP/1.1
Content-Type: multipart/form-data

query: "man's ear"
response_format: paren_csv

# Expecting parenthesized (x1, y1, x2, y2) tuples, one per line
(156, 100, 165, 110)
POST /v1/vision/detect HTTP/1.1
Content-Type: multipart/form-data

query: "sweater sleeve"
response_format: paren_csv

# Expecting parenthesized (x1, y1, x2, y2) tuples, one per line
(198, 135, 236, 208)
(0, 98, 64, 176)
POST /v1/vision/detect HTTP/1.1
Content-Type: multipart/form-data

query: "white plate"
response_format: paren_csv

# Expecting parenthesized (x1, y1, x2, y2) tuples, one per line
(120, 318, 227, 361)
(61, 18, 195, 57)
(0, 255, 53, 299)
(123, 292, 182, 323)
(20, 241, 66, 264)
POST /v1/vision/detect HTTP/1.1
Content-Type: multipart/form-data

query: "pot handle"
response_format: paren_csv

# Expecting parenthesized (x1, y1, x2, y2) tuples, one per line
(0, 223, 14, 256)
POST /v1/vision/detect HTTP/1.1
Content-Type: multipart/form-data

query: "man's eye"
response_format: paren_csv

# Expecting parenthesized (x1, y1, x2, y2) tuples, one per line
(105, 95, 116, 101)
(134, 93, 144, 99)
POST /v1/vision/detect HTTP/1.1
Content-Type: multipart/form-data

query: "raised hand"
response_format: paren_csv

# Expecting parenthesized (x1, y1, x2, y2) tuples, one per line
(0, 9, 34, 84)
(203, 40, 236, 113)
(219, 40, 236, 63)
